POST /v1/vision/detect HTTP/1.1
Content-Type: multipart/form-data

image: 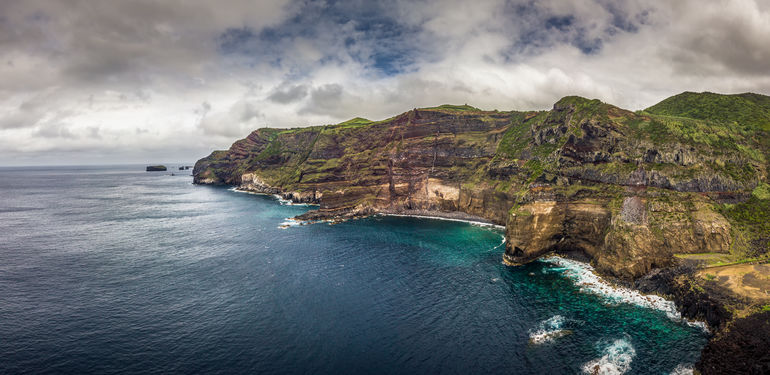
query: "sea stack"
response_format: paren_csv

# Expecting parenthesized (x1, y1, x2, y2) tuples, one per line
(146, 165, 167, 171)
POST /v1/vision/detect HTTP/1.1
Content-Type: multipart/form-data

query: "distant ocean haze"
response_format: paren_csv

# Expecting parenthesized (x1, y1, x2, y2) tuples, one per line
(0, 165, 706, 374)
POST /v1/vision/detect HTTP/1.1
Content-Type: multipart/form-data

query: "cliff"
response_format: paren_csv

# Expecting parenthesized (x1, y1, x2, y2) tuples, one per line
(194, 92, 770, 373)
(195, 94, 768, 277)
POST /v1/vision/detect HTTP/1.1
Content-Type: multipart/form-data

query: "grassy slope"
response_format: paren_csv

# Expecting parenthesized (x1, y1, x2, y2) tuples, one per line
(644, 91, 770, 132)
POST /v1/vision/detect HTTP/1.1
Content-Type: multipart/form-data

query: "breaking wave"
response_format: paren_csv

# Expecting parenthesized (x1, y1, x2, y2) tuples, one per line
(540, 256, 708, 331)
(529, 315, 576, 344)
(582, 338, 636, 375)
(272, 194, 317, 206)
(278, 219, 304, 229)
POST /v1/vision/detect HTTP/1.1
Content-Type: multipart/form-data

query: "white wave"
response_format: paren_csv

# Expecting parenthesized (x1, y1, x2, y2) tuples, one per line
(669, 364, 693, 375)
(540, 256, 708, 331)
(529, 315, 572, 344)
(271, 194, 318, 206)
(277, 219, 305, 229)
(228, 187, 265, 195)
(273, 194, 292, 205)
(582, 338, 636, 375)
(379, 213, 505, 230)
(227, 188, 318, 206)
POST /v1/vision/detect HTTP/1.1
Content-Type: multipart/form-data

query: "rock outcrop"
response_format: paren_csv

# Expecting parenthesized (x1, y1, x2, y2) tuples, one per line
(146, 165, 167, 171)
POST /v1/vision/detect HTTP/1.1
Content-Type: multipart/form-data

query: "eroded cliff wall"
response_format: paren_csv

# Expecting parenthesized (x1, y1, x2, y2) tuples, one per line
(194, 95, 769, 279)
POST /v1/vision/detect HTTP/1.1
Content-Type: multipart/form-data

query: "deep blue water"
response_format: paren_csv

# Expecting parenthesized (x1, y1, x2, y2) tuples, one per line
(0, 165, 707, 374)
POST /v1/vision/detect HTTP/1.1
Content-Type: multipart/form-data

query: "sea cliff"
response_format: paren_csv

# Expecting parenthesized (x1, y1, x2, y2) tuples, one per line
(194, 93, 770, 373)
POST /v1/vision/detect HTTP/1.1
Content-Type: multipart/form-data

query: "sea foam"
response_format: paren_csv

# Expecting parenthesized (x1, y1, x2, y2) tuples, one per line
(272, 194, 317, 207)
(528, 315, 573, 344)
(540, 256, 708, 331)
(669, 364, 694, 375)
(582, 338, 636, 375)
(227, 187, 317, 206)
(228, 186, 260, 194)
(379, 213, 505, 230)
(277, 219, 305, 229)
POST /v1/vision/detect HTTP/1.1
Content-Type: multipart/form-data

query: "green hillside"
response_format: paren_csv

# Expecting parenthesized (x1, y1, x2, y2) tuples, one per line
(644, 91, 770, 131)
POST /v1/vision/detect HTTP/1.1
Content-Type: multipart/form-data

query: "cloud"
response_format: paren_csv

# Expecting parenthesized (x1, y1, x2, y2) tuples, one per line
(664, 0, 770, 76)
(33, 123, 75, 139)
(267, 83, 309, 104)
(300, 84, 347, 116)
(198, 99, 264, 137)
(0, 0, 769, 165)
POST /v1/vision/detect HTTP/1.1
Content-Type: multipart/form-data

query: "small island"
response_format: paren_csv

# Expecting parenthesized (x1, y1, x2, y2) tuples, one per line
(146, 165, 167, 171)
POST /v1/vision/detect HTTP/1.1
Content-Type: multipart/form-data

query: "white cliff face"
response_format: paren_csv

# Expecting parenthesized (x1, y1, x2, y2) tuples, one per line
(240, 173, 322, 204)
(240, 173, 280, 194)
(427, 178, 459, 202)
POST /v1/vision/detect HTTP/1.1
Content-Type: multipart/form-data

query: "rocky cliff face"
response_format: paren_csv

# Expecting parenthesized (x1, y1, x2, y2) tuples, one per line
(503, 191, 733, 279)
(194, 95, 768, 279)
(195, 106, 520, 223)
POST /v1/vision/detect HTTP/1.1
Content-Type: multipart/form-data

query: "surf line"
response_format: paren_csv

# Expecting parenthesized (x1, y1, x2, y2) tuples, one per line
(540, 255, 709, 332)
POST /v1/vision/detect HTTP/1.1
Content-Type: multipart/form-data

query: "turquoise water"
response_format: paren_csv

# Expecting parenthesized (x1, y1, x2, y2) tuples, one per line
(0, 165, 707, 374)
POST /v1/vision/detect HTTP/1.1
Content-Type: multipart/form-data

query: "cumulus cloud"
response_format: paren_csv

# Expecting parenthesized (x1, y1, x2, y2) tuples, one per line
(0, 0, 768, 165)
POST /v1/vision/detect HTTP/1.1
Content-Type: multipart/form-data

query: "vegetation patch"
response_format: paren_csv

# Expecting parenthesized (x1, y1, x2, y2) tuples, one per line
(496, 113, 542, 158)
(752, 183, 770, 200)
(718, 194, 770, 257)
(422, 104, 482, 112)
(332, 117, 373, 129)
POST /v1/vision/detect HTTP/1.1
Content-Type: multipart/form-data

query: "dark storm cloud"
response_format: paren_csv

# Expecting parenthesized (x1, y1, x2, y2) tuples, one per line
(216, 0, 426, 76)
(1, 0, 769, 165)
(500, 0, 653, 57)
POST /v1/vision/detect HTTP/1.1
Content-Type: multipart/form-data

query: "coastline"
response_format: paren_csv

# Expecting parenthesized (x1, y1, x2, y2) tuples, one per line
(193, 89, 770, 374)
(228, 186, 503, 230)
(229, 186, 320, 206)
(540, 255, 710, 332)
(223, 179, 717, 373)
(245, 185, 704, 329)
(225, 182, 756, 373)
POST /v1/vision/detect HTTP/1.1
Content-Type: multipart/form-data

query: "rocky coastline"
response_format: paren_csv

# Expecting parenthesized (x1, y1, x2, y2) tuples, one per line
(193, 93, 770, 373)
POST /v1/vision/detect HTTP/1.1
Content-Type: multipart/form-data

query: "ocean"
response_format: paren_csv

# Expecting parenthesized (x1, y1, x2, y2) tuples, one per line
(0, 165, 707, 374)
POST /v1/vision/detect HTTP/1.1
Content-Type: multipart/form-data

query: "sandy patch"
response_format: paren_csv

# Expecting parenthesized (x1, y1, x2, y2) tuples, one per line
(698, 264, 770, 302)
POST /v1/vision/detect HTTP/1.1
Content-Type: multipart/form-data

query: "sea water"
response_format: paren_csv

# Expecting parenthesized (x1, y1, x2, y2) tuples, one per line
(0, 165, 707, 374)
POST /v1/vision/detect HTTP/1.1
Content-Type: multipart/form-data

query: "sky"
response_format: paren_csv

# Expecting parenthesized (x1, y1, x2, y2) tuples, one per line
(1, 0, 769, 165)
